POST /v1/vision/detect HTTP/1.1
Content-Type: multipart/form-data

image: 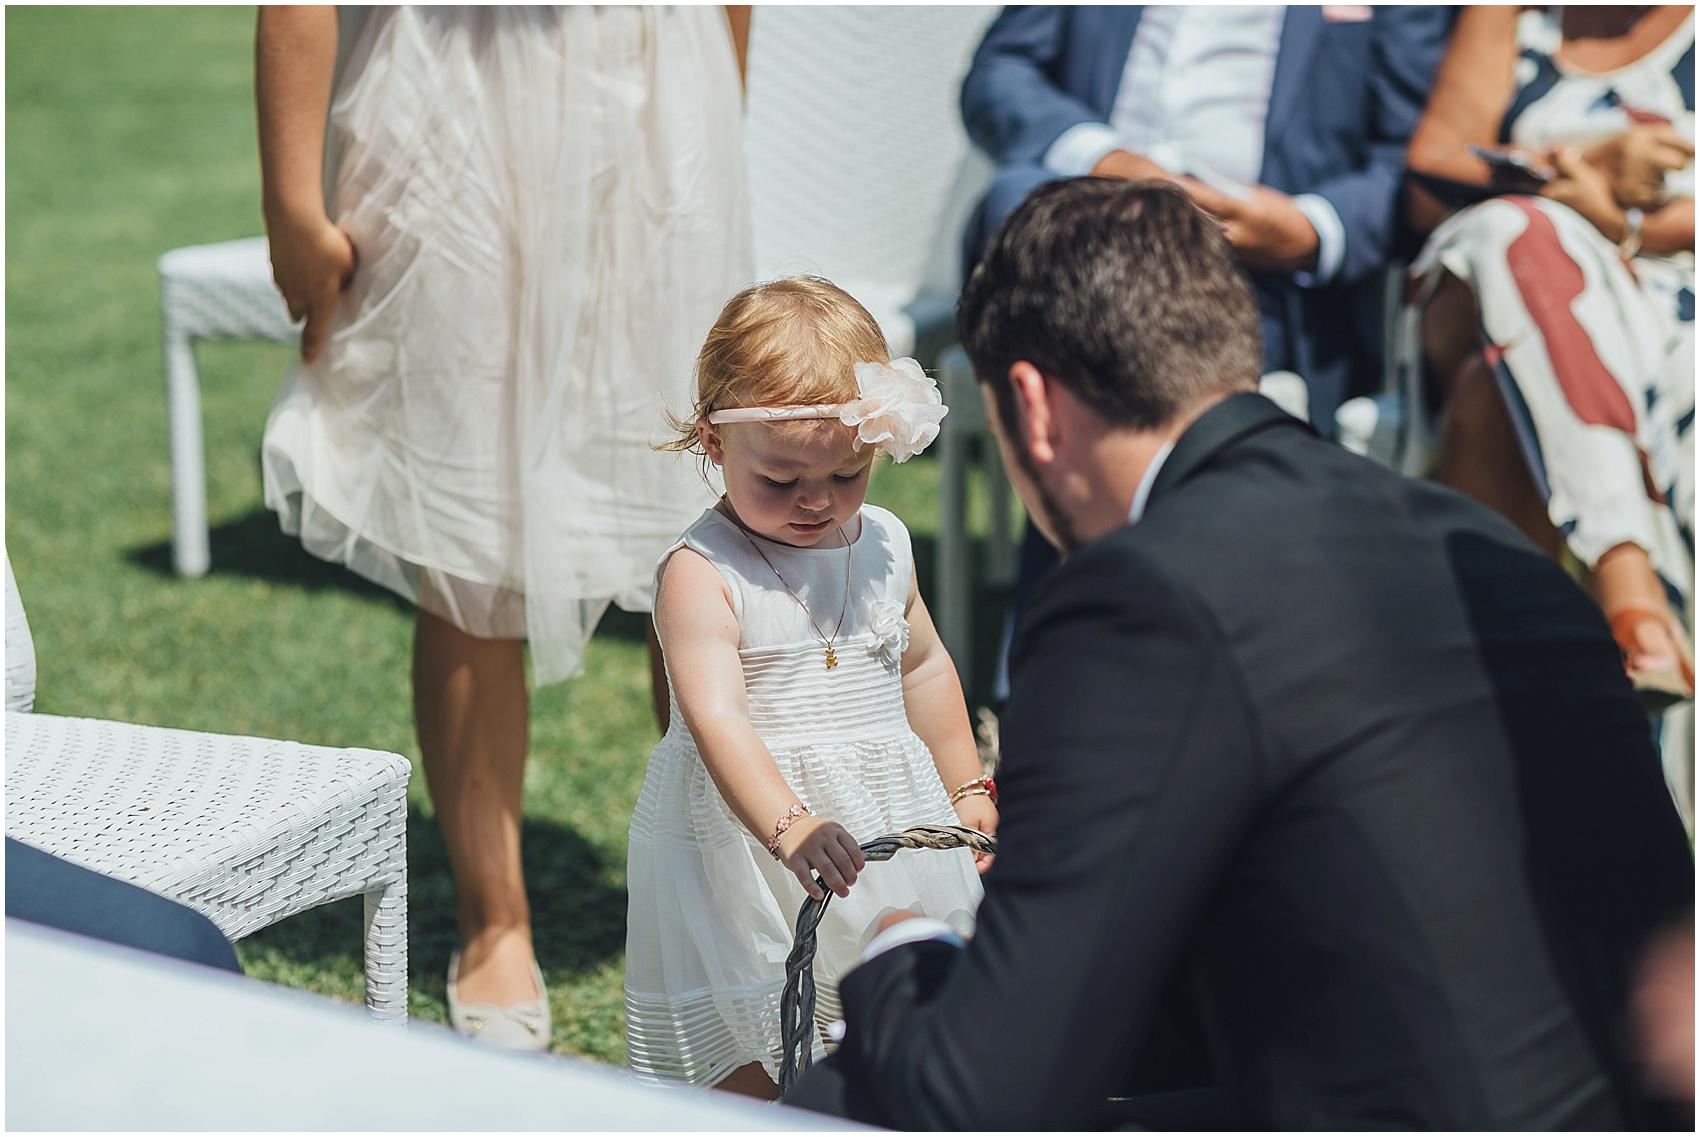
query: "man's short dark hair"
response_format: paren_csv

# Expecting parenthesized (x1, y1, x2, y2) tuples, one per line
(957, 178, 1262, 432)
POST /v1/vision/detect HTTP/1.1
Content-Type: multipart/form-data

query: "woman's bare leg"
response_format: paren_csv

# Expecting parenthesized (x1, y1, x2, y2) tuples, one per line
(413, 608, 541, 1006)
(1422, 272, 1687, 673)
(716, 1061, 779, 1101)
(1430, 350, 1566, 559)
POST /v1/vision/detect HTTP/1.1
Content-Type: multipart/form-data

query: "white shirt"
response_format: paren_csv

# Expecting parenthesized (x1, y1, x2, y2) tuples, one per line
(1043, 6, 1346, 286)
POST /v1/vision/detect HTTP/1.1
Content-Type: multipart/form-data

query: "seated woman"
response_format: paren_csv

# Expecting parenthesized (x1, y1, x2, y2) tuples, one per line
(1402, 5, 1695, 706)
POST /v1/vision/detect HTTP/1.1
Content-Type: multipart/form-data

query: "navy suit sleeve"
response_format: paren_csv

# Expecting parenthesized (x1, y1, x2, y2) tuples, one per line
(813, 540, 1266, 1130)
(961, 6, 1106, 168)
(1304, 5, 1453, 285)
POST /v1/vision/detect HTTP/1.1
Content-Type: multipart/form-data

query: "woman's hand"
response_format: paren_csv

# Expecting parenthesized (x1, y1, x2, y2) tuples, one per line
(265, 211, 356, 364)
(952, 794, 999, 875)
(775, 815, 865, 900)
(1583, 124, 1695, 210)
(1540, 146, 1627, 241)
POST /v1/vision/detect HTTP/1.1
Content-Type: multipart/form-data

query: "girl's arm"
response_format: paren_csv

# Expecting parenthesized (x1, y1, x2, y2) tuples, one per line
(255, 5, 354, 363)
(656, 549, 864, 899)
(1403, 6, 1522, 235)
(900, 564, 997, 870)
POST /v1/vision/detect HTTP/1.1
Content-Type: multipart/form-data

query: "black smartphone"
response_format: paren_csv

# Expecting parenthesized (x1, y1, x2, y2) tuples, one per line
(1469, 145, 1553, 186)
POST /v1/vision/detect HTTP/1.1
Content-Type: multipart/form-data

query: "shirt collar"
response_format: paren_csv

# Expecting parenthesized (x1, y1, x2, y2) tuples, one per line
(1127, 440, 1176, 524)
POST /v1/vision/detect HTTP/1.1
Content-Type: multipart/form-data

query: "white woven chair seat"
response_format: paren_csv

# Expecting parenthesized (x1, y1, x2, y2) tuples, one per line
(158, 236, 298, 343)
(5, 711, 410, 1021)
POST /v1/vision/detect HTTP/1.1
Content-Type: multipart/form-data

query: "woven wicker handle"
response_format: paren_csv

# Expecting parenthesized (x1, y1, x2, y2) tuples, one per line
(777, 823, 997, 1094)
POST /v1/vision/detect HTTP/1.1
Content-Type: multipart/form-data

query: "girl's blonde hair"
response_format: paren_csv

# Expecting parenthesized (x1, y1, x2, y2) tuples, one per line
(663, 276, 890, 454)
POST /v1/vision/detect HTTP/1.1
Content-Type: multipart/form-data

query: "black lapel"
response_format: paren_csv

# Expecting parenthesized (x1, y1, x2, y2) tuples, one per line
(1147, 392, 1313, 506)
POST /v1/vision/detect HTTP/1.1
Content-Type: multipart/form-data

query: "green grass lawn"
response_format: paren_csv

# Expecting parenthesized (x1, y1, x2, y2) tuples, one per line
(5, 5, 1016, 1063)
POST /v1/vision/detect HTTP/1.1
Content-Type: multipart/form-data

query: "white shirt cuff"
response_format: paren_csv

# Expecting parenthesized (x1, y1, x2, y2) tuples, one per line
(1291, 193, 1346, 287)
(860, 917, 965, 962)
(1043, 122, 1124, 177)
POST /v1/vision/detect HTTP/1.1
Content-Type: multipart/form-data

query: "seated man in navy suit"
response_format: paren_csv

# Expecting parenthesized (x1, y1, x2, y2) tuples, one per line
(962, 4, 1454, 434)
(964, 5, 1454, 703)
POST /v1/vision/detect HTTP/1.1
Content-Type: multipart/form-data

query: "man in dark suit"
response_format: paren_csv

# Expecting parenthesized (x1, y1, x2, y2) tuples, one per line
(961, 4, 1454, 430)
(784, 179, 1694, 1130)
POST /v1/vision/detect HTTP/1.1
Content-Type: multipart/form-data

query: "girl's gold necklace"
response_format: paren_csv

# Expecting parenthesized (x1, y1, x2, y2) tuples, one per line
(727, 506, 852, 670)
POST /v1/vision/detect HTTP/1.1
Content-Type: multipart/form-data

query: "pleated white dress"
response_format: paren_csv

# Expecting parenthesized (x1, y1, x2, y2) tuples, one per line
(625, 504, 983, 1086)
(262, 7, 752, 685)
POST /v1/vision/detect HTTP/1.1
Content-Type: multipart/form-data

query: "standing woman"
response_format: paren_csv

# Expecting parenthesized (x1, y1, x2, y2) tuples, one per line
(255, 6, 754, 1049)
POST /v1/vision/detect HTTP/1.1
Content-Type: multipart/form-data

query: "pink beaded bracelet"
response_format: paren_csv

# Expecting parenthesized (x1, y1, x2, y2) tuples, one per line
(766, 802, 811, 859)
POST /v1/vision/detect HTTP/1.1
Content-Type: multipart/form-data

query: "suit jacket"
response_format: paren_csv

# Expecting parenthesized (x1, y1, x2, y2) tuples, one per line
(959, 6, 1454, 426)
(789, 394, 1694, 1130)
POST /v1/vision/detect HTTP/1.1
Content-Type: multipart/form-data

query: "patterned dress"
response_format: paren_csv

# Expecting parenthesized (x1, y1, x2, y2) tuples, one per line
(1400, 9, 1695, 621)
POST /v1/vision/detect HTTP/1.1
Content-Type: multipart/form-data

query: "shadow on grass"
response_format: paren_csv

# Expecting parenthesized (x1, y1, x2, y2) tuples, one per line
(127, 506, 413, 614)
(239, 803, 627, 998)
(127, 507, 1017, 702)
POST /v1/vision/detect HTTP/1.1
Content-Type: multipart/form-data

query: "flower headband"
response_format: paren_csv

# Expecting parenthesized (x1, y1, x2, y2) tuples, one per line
(705, 357, 949, 463)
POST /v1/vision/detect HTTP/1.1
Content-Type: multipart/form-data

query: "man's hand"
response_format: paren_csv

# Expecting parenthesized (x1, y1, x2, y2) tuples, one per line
(1180, 179, 1320, 273)
(265, 211, 356, 364)
(876, 909, 924, 936)
(952, 795, 999, 875)
(776, 815, 865, 900)
(1583, 124, 1695, 211)
(1092, 149, 1180, 184)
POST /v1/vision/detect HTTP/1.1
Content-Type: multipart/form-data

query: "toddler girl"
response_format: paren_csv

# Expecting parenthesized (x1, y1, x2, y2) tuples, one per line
(624, 277, 994, 1095)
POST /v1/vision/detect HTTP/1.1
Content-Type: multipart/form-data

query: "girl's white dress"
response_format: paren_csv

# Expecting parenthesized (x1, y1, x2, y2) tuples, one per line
(261, 7, 751, 685)
(625, 504, 984, 1086)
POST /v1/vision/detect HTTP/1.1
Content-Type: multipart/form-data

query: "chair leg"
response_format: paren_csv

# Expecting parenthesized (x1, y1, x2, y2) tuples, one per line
(984, 442, 1015, 588)
(363, 875, 409, 1024)
(162, 325, 210, 577)
(937, 349, 972, 683)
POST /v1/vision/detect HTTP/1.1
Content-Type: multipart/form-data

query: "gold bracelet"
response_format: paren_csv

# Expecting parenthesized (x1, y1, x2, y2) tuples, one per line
(949, 775, 998, 805)
(766, 802, 811, 860)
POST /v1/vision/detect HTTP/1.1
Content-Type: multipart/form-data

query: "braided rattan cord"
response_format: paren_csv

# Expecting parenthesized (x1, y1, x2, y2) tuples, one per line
(778, 823, 997, 1093)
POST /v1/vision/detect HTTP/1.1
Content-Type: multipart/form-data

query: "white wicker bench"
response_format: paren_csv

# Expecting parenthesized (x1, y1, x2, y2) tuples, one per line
(4, 711, 411, 1022)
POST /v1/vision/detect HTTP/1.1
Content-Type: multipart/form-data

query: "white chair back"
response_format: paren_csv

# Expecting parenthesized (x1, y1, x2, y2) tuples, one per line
(744, 5, 998, 358)
(6, 550, 36, 713)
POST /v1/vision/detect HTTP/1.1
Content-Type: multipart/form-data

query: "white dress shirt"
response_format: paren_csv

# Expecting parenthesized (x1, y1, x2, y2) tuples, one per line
(1043, 6, 1345, 286)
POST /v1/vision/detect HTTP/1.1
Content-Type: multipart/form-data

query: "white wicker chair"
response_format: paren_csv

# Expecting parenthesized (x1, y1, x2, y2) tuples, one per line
(5, 551, 35, 713)
(1, 559, 410, 1020)
(5, 712, 411, 1021)
(157, 236, 299, 577)
(745, 6, 997, 360)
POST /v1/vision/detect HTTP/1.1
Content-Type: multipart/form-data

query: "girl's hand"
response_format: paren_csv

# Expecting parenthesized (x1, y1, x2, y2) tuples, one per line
(952, 794, 999, 875)
(1540, 146, 1626, 242)
(265, 211, 356, 364)
(775, 816, 865, 900)
(1583, 124, 1695, 210)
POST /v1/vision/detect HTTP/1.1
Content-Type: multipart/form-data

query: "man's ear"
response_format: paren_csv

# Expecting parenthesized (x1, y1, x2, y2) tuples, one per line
(1007, 361, 1057, 466)
(698, 421, 726, 466)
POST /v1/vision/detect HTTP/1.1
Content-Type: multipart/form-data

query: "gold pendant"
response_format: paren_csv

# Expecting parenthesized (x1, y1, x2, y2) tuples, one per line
(824, 646, 838, 670)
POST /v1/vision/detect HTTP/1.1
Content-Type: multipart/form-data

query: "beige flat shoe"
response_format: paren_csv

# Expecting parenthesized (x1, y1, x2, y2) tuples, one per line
(446, 948, 551, 1053)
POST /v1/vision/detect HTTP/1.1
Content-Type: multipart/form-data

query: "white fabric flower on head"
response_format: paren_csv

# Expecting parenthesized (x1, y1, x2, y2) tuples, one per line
(839, 358, 949, 463)
(868, 599, 910, 667)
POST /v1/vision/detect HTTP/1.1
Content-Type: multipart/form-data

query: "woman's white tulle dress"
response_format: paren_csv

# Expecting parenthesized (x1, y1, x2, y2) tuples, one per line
(262, 7, 752, 684)
(624, 504, 984, 1085)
